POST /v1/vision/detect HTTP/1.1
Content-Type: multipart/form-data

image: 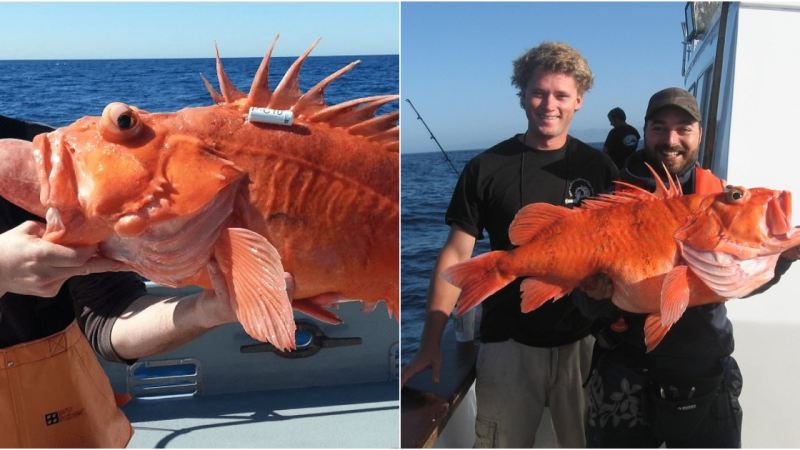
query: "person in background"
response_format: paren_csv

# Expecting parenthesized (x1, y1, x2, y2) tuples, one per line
(401, 42, 618, 447)
(578, 87, 799, 447)
(602, 107, 640, 170)
(0, 114, 293, 447)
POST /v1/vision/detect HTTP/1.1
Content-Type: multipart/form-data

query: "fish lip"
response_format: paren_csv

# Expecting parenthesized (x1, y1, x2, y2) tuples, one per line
(31, 133, 53, 208)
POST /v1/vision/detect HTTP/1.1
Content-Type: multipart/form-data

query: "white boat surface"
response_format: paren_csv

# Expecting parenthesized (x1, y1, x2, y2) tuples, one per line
(98, 283, 399, 448)
(680, 1, 800, 446)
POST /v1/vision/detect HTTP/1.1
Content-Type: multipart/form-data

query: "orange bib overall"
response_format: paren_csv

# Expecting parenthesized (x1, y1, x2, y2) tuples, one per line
(0, 320, 132, 447)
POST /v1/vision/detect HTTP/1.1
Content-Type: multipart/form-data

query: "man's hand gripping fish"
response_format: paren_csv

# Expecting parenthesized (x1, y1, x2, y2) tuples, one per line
(0, 37, 399, 352)
(442, 164, 800, 351)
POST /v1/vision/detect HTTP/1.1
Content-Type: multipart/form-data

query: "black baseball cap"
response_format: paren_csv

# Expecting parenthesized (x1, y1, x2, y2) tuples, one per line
(645, 87, 702, 123)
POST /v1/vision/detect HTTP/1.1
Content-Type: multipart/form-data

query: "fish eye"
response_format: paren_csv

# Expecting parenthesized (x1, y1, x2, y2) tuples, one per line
(117, 112, 134, 129)
(728, 187, 748, 202)
(100, 102, 142, 142)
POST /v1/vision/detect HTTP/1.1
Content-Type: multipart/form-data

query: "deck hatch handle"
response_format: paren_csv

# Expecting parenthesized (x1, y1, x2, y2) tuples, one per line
(240, 321, 362, 359)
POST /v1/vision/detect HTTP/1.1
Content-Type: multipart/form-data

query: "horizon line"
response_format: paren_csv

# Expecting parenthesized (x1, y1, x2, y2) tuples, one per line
(0, 53, 399, 63)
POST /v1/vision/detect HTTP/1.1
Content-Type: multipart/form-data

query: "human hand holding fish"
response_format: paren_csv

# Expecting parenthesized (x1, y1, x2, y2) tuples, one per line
(110, 259, 296, 360)
(0, 220, 126, 298)
(579, 273, 614, 300)
(192, 262, 297, 328)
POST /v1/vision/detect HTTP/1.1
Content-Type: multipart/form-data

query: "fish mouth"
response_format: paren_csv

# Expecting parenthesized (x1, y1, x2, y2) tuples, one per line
(765, 190, 800, 254)
(768, 191, 793, 236)
(0, 138, 48, 217)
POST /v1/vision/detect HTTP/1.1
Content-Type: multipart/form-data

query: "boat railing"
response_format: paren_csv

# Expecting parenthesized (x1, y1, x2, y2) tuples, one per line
(401, 326, 479, 448)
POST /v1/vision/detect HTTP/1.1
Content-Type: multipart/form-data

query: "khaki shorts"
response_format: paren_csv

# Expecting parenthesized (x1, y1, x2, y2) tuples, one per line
(0, 320, 132, 447)
(474, 336, 593, 448)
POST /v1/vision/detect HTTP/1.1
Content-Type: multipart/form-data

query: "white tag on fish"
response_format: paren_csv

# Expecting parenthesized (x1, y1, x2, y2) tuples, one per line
(247, 107, 294, 126)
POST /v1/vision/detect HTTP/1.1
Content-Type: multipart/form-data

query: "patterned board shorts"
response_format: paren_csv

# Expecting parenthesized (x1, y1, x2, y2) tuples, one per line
(585, 353, 743, 448)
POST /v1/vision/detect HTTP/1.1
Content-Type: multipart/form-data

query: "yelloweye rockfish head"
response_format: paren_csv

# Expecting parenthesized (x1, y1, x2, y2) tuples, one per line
(29, 103, 245, 248)
(676, 185, 800, 300)
(677, 186, 799, 259)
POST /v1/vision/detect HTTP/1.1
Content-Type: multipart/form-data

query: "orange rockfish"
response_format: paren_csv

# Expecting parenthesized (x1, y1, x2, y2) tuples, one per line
(0, 37, 399, 352)
(442, 164, 800, 351)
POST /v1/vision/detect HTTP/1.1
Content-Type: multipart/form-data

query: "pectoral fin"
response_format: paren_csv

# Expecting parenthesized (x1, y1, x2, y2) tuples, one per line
(215, 227, 296, 351)
(644, 313, 672, 352)
(661, 266, 690, 326)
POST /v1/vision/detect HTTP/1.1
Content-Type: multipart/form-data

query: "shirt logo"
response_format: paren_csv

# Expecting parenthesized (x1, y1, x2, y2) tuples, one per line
(623, 134, 639, 147)
(567, 178, 594, 206)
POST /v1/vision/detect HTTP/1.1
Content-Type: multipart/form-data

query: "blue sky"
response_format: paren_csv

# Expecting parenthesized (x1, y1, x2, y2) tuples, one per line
(0, 2, 399, 60)
(401, 2, 689, 153)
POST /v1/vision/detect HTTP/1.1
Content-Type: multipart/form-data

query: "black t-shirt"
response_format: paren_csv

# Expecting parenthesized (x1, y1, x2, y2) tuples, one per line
(446, 135, 618, 347)
(0, 114, 146, 362)
(604, 124, 640, 170)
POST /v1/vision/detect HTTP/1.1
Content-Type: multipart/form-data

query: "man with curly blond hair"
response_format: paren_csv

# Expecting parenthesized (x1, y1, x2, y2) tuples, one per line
(402, 42, 617, 447)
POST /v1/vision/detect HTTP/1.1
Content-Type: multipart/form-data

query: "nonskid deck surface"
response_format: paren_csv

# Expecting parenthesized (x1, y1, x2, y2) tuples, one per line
(123, 381, 398, 448)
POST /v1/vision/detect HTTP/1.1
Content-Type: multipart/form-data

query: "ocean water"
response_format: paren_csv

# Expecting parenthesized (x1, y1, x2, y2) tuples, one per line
(0, 54, 398, 126)
(400, 143, 603, 365)
(400, 149, 487, 364)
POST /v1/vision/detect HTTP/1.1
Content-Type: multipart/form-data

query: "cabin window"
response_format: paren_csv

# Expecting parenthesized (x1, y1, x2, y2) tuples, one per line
(694, 70, 706, 120)
(691, 65, 714, 166)
(700, 65, 714, 125)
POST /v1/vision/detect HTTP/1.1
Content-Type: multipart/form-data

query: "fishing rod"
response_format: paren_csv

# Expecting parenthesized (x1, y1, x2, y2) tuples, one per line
(405, 99, 460, 177)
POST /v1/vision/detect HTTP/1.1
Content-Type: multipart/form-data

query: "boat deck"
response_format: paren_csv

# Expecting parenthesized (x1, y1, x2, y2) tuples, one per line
(123, 381, 397, 448)
(99, 293, 399, 448)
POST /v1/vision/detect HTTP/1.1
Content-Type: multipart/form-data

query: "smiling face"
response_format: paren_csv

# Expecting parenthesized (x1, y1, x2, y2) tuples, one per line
(521, 67, 583, 150)
(643, 106, 703, 175)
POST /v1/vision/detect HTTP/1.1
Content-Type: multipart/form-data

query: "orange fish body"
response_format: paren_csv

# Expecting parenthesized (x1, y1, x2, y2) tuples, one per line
(0, 38, 399, 351)
(442, 165, 800, 351)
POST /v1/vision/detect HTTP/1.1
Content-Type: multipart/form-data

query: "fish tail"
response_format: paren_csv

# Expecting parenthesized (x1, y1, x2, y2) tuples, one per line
(440, 251, 515, 315)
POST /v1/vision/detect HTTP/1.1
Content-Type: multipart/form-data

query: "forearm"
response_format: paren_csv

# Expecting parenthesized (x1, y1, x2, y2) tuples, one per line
(418, 245, 470, 350)
(110, 292, 226, 360)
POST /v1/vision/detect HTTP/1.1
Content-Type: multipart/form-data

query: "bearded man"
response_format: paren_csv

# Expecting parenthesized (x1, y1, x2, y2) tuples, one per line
(578, 87, 798, 447)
